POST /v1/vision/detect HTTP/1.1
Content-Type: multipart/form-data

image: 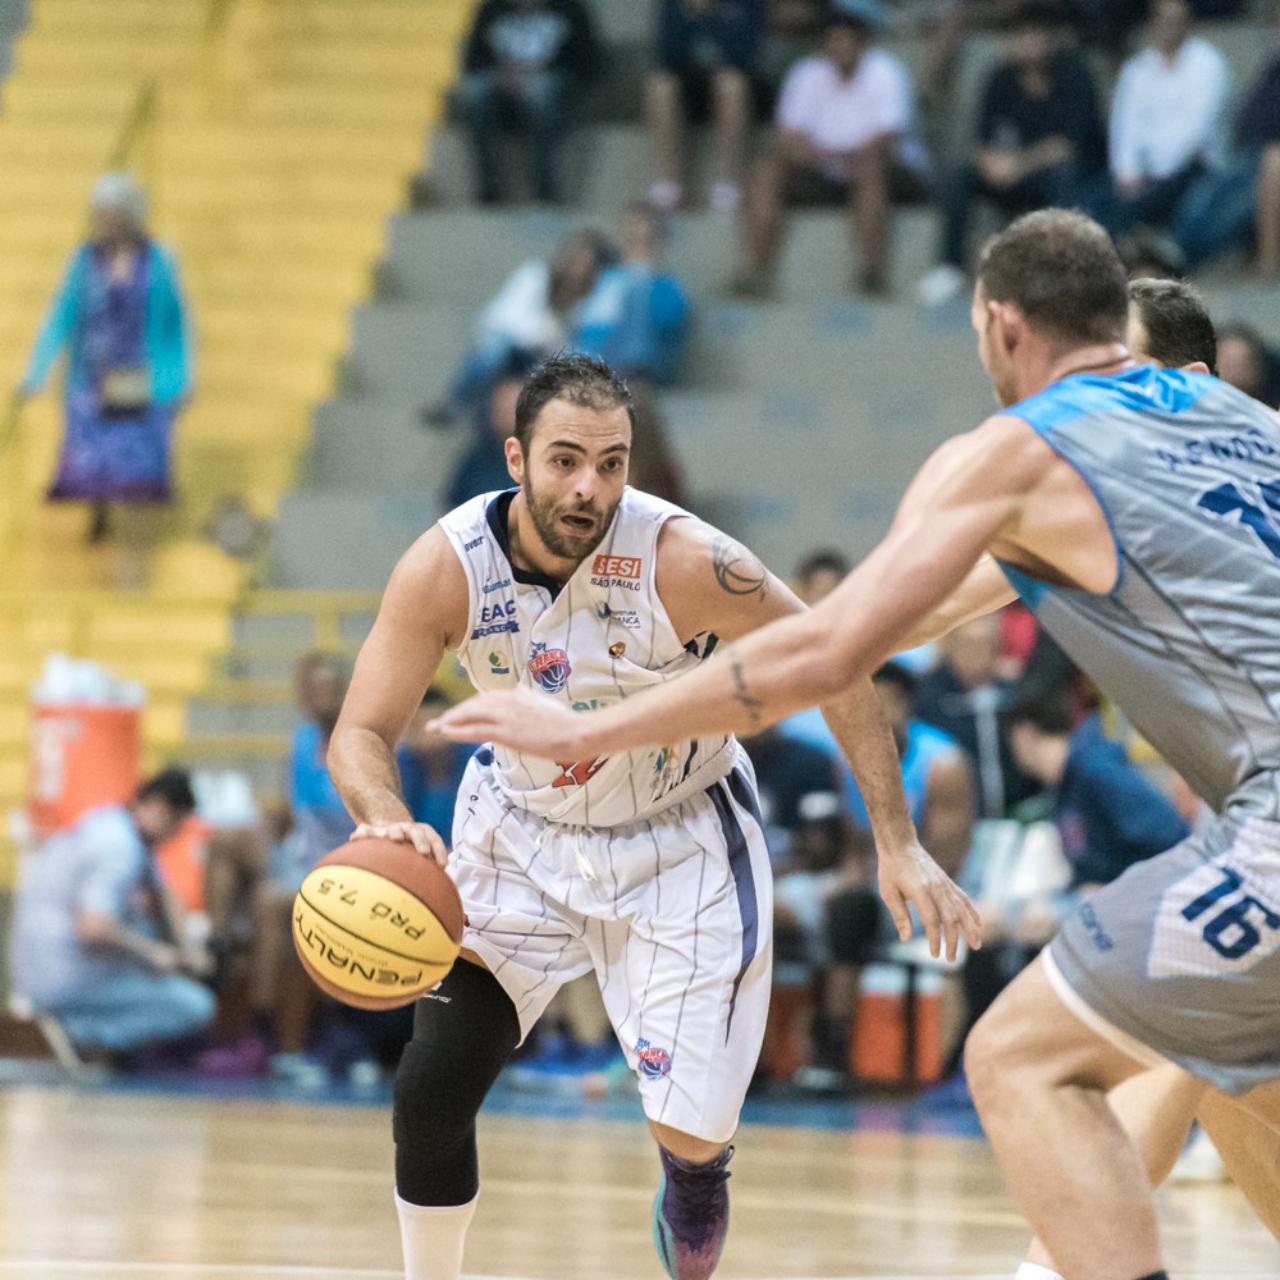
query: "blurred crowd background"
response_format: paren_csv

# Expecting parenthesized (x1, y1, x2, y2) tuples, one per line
(0, 0, 1277, 1124)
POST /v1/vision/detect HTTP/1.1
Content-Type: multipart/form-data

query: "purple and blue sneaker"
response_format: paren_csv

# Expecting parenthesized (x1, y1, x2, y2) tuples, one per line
(652, 1145, 733, 1280)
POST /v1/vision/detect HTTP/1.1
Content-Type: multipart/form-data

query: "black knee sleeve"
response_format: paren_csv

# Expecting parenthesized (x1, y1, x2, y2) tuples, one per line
(393, 960, 520, 1206)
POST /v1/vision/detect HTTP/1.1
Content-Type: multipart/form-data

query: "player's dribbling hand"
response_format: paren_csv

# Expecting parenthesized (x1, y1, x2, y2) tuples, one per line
(878, 840, 983, 964)
(352, 821, 449, 867)
(429, 688, 588, 760)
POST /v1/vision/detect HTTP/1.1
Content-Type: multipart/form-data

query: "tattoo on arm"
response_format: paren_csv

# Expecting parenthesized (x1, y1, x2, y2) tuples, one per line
(712, 534, 768, 598)
(730, 655, 765, 729)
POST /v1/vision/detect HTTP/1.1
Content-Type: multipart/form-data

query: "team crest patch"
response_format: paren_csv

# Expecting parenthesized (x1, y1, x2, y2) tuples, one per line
(527, 642, 572, 694)
(634, 1037, 672, 1080)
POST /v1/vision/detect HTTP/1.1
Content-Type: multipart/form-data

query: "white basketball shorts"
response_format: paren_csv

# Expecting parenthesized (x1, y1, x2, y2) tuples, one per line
(448, 745, 773, 1144)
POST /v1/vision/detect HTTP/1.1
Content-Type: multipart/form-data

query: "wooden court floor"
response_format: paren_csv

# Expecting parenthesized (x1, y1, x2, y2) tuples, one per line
(0, 1088, 1274, 1280)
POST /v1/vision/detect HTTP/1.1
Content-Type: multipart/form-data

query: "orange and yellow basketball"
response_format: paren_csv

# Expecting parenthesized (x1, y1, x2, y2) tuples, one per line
(291, 837, 464, 1010)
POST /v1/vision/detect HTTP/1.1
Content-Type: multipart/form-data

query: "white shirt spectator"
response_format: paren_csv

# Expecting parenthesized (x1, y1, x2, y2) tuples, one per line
(474, 259, 566, 353)
(777, 51, 926, 179)
(1109, 36, 1230, 184)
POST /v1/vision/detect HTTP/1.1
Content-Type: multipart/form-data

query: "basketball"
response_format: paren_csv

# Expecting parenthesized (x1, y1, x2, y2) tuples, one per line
(291, 837, 465, 1011)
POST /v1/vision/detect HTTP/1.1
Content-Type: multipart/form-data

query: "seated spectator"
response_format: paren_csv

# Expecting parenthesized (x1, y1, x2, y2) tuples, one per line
(916, 1, 1107, 307)
(1216, 321, 1280, 408)
(913, 613, 1041, 818)
(445, 374, 525, 507)
(732, 1, 929, 299)
(1106, 0, 1231, 245)
(648, 0, 766, 214)
(1004, 698, 1190, 949)
(458, 0, 598, 205)
(1208, 320, 1280, 404)
(571, 205, 691, 387)
(255, 652, 357, 1087)
(397, 688, 474, 836)
(1134, 4, 1280, 272)
(424, 230, 609, 428)
(8, 770, 214, 1061)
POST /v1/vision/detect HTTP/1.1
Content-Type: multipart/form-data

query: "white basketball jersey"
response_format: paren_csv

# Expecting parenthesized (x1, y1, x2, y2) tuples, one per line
(438, 487, 738, 827)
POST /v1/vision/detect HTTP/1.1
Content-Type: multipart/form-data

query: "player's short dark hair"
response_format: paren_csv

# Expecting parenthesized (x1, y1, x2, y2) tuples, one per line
(136, 768, 197, 816)
(978, 209, 1129, 347)
(1129, 277, 1217, 374)
(873, 661, 918, 699)
(796, 548, 852, 585)
(513, 352, 636, 452)
(1008, 692, 1074, 736)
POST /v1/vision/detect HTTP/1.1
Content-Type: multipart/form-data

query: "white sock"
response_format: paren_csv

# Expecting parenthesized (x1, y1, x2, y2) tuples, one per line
(1014, 1264, 1064, 1280)
(395, 1192, 478, 1280)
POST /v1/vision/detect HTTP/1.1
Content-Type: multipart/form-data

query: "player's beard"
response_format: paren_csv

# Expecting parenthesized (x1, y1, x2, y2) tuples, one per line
(523, 474, 620, 563)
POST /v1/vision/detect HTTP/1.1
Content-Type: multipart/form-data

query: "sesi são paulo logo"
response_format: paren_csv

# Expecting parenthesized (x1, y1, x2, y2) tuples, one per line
(527, 642, 572, 694)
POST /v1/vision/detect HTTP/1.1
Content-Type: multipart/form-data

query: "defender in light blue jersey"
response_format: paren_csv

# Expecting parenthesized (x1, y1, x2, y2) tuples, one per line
(438, 213, 1280, 1280)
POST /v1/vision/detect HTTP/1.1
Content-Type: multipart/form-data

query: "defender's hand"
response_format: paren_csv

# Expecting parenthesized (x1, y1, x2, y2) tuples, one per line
(430, 688, 588, 761)
(878, 840, 982, 963)
(352, 821, 448, 867)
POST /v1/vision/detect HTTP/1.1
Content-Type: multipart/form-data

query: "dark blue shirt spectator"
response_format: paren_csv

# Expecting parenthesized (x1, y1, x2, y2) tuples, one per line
(1053, 714, 1191, 887)
(571, 206, 690, 386)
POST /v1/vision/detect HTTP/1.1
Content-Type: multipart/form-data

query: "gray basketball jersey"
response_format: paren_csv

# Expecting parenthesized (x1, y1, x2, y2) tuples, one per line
(998, 366, 1280, 819)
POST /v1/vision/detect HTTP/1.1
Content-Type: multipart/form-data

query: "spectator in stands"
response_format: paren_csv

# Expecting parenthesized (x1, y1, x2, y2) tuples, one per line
(1106, 0, 1231, 246)
(397, 688, 473, 837)
(459, 0, 599, 205)
(445, 374, 525, 507)
(916, 1, 1107, 307)
(1002, 696, 1190, 949)
(647, 0, 766, 214)
(1216, 321, 1280, 407)
(1134, 4, 1280, 271)
(913, 613, 1040, 818)
(731, 2, 929, 298)
(9, 769, 214, 1061)
(256, 652, 354, 1087)
(571, 205, 691, 387)
(424, 229, 610, 428)
(16, 173, 192, 550)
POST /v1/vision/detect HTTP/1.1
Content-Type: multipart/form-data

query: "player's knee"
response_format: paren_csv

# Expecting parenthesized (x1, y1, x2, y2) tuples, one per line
(392, 961, 520, 1151)
(964, 1002, 1025, 1113)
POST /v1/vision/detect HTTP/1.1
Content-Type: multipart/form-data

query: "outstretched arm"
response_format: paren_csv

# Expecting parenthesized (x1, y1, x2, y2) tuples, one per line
(436, 419, 1045, 759)
(895, 553, 1017, 652)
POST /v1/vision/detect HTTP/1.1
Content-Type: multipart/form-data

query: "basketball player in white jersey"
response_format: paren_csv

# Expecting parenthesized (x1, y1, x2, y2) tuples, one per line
(434, 218, 1280, 1280)
(328, 353, 979, 1280)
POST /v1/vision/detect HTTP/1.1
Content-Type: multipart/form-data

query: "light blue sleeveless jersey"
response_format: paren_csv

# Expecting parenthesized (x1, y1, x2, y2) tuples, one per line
(997, 366, 1280, 819)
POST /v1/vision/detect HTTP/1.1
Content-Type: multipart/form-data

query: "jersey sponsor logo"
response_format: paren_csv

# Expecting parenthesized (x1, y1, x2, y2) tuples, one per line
(463, 535, 484, 552)
(472, 599, 519, 639)
(571, 698, 612, 712)
(487, 651, 511, 675)
(597, 603, 641, 629)
(593, 554, 641, 579)
(551, 756, 606, 788)
(483, 577, 512, 594)
(528, 641, 572, 693)
(591, 554, 643, 593)
(634, 1037, 672, 1079)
